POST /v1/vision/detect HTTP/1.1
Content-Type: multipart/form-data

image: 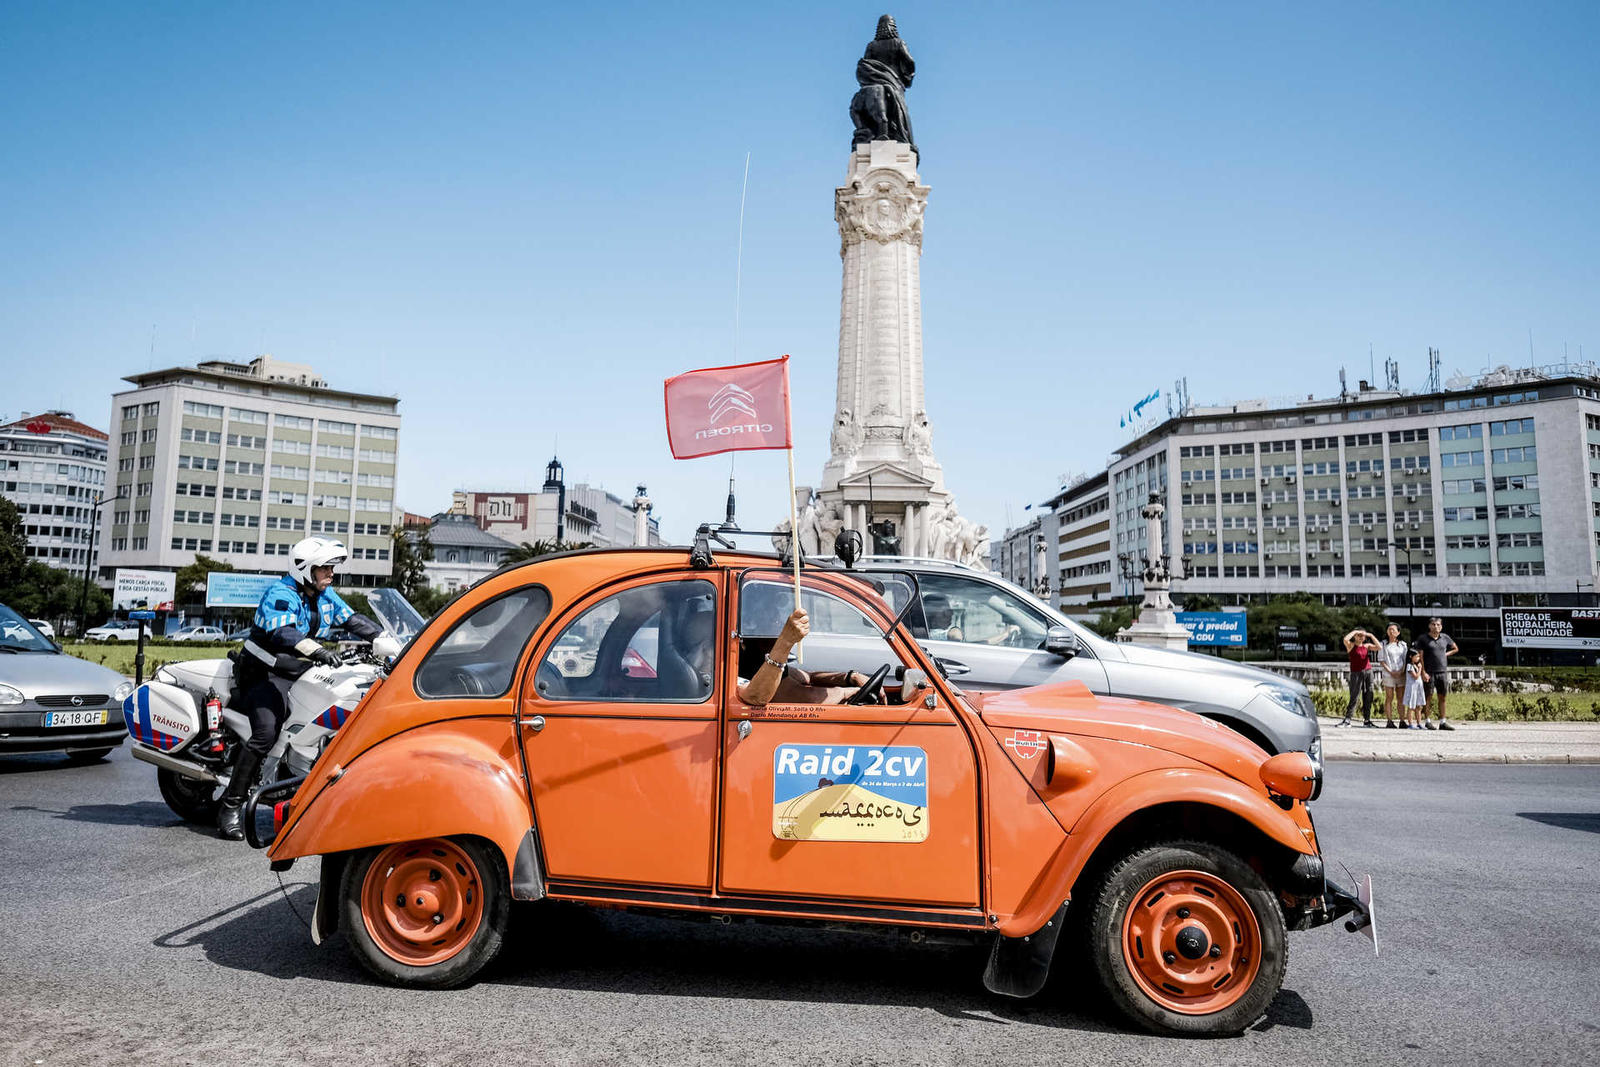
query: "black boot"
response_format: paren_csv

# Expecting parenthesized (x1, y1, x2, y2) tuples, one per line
(216, 749, 263, 840)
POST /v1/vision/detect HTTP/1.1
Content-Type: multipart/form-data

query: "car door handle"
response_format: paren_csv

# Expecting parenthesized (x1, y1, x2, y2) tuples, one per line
(736, 719, 752, 741)
(519, 716, 546, 733)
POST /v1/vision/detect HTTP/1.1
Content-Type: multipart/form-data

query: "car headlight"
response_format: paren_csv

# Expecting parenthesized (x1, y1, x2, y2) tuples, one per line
(1258, 683, 1313, 718)
(113, 681, 135, 701)
(0, 684, 24, 706)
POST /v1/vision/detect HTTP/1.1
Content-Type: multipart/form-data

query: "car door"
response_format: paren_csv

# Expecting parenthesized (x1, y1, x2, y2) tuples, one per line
(518, 574, 723, 891)
(718, 570, 981, 908)
(912, 573, 1109, 694)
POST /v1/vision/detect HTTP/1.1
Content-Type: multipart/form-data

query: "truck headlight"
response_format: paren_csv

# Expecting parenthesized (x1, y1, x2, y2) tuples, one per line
(1259, 683, 1313, 718)
(113, 681, 135, 701)
(0, 684, 24, 706)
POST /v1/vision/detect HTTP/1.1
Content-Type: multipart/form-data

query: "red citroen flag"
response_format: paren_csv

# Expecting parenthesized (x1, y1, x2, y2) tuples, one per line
(664, 355, 792, 460)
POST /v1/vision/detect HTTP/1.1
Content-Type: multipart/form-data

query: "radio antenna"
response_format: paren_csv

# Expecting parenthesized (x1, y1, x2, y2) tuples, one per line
(733, 151, 751, 360)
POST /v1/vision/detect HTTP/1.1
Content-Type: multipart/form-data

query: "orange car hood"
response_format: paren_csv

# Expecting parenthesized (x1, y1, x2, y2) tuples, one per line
(975, 680, 1270, 790)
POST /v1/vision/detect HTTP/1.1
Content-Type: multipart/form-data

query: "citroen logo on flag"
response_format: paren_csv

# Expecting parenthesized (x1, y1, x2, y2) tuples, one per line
(708, 383, 759, 425)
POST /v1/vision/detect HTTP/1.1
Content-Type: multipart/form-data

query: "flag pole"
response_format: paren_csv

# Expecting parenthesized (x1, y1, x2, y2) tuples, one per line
(785, 361, 802, 662)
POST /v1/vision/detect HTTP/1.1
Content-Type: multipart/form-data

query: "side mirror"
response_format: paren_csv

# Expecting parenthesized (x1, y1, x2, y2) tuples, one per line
(1044, 627, 1080, 660)
(900, 668, 928, 692)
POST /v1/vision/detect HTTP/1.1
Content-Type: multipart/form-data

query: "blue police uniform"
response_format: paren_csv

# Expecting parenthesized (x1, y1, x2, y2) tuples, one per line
(250, 573, 356, 653)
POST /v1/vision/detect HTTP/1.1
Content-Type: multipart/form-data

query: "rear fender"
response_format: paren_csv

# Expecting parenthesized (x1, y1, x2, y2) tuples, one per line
(268, 718, 533, 888)
(999, 767, 1316, 937)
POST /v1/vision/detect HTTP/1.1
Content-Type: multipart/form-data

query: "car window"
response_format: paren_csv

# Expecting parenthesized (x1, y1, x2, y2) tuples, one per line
(911, 574, 1050, 649)
(414, 586, 552, 699)
(535, 579, 715, 704)
(736, 575, 905, 698)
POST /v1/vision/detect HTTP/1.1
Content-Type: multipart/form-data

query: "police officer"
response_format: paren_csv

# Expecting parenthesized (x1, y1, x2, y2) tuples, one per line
(218, 537, 382, 839)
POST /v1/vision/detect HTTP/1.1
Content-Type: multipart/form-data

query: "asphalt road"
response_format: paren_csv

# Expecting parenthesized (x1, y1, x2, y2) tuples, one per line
(2, 749, 1597, 1067)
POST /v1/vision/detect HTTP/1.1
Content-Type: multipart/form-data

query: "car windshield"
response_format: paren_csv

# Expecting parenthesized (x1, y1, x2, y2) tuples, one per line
(0, 604, 55, 652)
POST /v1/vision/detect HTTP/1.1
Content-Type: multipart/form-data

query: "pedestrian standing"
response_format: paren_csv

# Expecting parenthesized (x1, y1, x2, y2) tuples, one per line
(1403, 648, 1428, 728)
(1412, 617, 1460, 731)
(1338, 628, 1381, 727)
(1378, 622, 1408, 728)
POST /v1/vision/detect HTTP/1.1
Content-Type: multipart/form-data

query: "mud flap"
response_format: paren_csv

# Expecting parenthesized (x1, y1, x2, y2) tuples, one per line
(511, 828, 546, 901)
(310, 854, 346, 946)
(981, 902, 1068, 999)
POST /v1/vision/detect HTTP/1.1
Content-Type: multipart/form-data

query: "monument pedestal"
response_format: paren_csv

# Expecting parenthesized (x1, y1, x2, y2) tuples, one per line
(1116, 496, 1191, 650)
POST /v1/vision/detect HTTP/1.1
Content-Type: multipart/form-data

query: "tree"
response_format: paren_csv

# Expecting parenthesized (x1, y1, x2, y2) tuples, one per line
(390, 528, 433, 601)
(0, 497, 28, 595)
(501, 539, 595, 566)
(1089, 604, 1136, 640)
(1176, 592, 1223, 611)
(175, 554, 235, 608)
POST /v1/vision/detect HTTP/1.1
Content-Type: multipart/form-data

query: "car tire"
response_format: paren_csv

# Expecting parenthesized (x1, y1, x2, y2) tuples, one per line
(1085, 839, 1286, 1036)
(340, 836, 510, 989)
(157, 767, 221, 824)
(65, 747, 116, 764)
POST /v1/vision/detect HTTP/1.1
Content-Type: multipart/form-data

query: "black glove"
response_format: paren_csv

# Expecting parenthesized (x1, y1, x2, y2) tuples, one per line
(310, 646, 341, 668)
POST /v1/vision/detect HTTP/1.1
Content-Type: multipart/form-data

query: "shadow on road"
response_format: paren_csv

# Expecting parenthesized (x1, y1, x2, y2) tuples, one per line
(0, 751, 120, 776)
(1517, 811, 1600, 834)
(10, 798, 217, 836)
(153, 890, 1314, 1037)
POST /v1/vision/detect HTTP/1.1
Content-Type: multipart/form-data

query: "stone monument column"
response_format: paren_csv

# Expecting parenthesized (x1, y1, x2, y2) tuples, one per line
(1116, 495, 1192, 650)
(816, 16, 980, 565)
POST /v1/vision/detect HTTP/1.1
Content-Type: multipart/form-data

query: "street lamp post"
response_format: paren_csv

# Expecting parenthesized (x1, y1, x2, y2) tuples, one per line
(1380, 540, 1418, 637)
(76, 488, 127, 638)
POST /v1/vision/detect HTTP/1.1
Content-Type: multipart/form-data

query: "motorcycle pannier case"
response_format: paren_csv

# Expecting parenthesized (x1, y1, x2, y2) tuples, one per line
(122, 681, 202, 753)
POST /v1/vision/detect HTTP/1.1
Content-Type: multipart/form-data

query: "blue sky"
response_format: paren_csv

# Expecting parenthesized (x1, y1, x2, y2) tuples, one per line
(3, 1, 1596, 543)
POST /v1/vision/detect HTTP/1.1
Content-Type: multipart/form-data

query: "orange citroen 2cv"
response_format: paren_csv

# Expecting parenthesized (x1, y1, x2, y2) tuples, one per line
(250, 542, 1371, 1036)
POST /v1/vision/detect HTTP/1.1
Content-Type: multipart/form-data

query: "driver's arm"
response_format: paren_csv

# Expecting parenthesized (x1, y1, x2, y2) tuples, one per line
(738, 609, 810, 708)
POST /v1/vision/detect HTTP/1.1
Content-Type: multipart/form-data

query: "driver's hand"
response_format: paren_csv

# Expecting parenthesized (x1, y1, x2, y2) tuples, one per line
(310, 646, 341, 667)
(778, 609, 810, 646)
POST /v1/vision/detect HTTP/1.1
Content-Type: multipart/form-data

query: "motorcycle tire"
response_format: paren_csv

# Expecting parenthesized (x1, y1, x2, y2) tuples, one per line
(340, 835, 510, 989)
(157, 767, 221, 825)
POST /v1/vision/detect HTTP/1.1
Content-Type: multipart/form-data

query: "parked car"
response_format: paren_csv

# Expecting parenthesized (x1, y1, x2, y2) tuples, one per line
(797, 558, 1320, 772)
(0, 602, 132, 760)
(28, 619, 56, 640)
(84, 620, 150, 642)
(168, 625, 228, 643)
(253, 546, 1368, 1035)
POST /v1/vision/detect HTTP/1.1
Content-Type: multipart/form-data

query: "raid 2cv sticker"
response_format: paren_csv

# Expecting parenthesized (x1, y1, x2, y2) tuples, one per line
(772, 744, 928, 842)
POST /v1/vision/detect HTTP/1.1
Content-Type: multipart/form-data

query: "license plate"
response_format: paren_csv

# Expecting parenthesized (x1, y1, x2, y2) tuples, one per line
(44, 709, 109, 728)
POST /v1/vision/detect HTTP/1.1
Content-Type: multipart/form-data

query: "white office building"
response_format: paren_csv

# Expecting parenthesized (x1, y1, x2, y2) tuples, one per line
(0, 411, 109, 572)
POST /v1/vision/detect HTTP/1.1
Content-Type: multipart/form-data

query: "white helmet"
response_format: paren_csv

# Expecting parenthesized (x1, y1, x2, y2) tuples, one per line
(289, 536, 349, 587)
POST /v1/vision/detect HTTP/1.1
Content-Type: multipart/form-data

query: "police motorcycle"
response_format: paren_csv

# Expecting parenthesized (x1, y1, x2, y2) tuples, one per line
(122, 587, 423, 827)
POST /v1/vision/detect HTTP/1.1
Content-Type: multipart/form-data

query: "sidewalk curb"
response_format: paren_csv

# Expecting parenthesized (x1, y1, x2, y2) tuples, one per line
(1326, 753, 1600, 764)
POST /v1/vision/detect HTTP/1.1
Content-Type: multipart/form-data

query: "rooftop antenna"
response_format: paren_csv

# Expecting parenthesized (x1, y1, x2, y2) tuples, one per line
(1339, 367, 1349, 401)
(1426, 347, 1441, 393)
(1369, 343, 1375, 386)
(1528, 327, 1535, 368)
(723, 465, 739, 531)
(148, 324, 157, 370)
(1384, 355, 1400, 392)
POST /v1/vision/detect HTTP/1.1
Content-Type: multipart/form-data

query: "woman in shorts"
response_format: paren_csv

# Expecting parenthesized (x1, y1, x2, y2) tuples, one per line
(1378, 623, 1408, 728)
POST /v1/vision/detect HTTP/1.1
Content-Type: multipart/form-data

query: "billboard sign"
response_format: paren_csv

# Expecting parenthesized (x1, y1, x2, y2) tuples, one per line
(206, 572, 279, 609)
(112, 569, 176, 612)
(1500, 607, 1600, 650)
(1176, 611, 1247, 647)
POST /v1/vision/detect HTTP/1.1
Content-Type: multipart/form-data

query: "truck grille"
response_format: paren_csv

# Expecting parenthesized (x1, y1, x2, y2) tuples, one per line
(36, 694, 110, 708)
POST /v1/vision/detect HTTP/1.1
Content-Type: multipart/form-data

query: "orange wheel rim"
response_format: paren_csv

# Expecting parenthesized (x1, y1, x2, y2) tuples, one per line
(360, 839, 484, 967)
(1120, 869, 1262, 1015)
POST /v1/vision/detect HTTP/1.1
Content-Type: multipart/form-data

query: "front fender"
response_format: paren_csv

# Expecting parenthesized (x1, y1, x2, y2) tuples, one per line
(268, 717, 531, 883)
(999, 766, 1317, 938)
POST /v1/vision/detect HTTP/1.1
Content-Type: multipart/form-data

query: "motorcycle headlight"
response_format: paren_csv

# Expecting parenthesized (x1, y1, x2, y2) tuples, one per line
(0, 684, 24, 705)
(1258, 683, 1313, 718)
(113, 681, 135, 701)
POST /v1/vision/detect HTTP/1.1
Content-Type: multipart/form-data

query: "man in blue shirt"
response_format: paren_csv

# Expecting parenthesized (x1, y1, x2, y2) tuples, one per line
(218, 537, 382, 838)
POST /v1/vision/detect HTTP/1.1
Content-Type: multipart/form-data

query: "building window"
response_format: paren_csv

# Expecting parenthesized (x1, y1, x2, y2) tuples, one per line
(184, 401, 224, 419)
(1491, 446, 1536, 464)
(275, 413, 313, 430)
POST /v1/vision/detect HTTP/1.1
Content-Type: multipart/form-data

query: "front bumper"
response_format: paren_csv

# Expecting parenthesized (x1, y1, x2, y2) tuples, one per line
(0, 707, 126, 753)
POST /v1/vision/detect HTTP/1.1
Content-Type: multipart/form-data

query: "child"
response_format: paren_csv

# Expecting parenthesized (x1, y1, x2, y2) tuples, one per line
(1403, 648, 1429, 729)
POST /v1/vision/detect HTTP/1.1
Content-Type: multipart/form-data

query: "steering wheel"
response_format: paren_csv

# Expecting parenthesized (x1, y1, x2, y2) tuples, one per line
(845, 663, 893, 705)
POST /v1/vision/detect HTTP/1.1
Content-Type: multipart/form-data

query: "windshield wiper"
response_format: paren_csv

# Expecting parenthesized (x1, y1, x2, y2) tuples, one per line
(0, 645, 30, 653)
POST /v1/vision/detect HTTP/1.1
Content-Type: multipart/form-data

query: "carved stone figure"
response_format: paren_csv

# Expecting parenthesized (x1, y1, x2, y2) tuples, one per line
(904, 411, 933, 456)
(850, 15, 918, 160)
(830, 408, 862, 457)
